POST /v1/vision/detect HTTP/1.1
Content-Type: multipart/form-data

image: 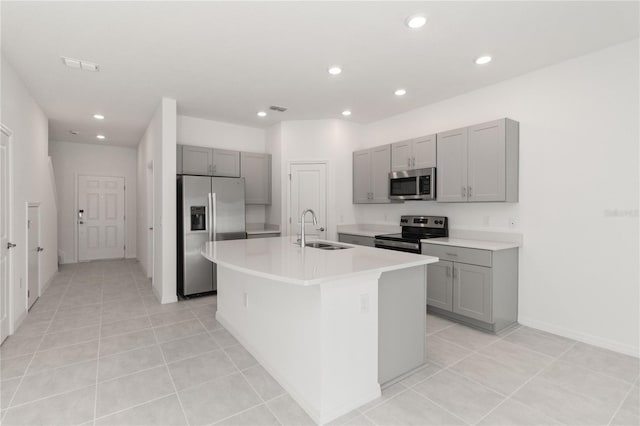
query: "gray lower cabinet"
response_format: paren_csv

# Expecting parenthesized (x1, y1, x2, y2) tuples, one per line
(241, 152, 271, 204)
(422, 243, 518, 332)
(338, 233, 375, 247)
(426, 260, 453, 311)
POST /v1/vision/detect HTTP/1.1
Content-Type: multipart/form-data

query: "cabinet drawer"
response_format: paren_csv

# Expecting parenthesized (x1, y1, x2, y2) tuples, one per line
(338, 233, 375, 247)
(421, 244, 492, 267)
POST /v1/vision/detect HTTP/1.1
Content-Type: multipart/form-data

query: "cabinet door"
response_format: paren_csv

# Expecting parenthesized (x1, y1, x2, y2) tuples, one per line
(241, 152, 271, 205)
(370, 145, 392, 203)
(468, 119, 506, 202)
(413, 135, 436, 169)
(453, 263, 492, 323)
(427, 260, 453, 311)
(436, 128, 468, 202)
(176, 145, 183, 174)
(391, 140, 412, 171)
(212, 149, 240, 177)
(353, 150, 371, 204)
(182, 145, 213, 175)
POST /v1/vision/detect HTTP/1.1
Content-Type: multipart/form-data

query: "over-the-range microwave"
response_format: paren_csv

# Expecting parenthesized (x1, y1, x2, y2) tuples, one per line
(389, 167, 436, 201)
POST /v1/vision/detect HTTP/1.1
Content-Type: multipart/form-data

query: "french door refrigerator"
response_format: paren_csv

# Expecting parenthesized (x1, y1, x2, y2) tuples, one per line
(177, 175, 246, 297)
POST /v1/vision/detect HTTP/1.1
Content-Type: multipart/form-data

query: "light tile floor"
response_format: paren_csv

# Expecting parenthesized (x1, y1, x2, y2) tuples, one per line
(0, 260, 638, 425)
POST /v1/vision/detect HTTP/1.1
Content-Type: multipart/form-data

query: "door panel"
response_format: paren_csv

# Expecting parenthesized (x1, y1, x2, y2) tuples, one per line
(1, 129, 10, 342)
(182, 146, 213, 175)
(453, 263, 492, 322)
(371, 145, 392, 203)
(78, 175, 125, 261)
(212, 149, 240, 177)
(413, 135, 436, 169)
(27, 206, 39, 309)
(427, 260, 453, 311)
(468, 119, 506, 202)
(290, 163, 327, 240)
(352, 150, 371, 204)
(391, 141, 412, 171)
(436, 128, 468, 202)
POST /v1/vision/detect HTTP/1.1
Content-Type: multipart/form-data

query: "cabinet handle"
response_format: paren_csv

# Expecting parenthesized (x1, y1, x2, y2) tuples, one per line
(446, 266, 451, 277)
(468, 186, 472, 197)
(452, 267, 456, 279)
(407, 158, 411, 167)
(412, 157, 415, 168)
(445, 252, 458, 257)
(462, 186, 466, 198)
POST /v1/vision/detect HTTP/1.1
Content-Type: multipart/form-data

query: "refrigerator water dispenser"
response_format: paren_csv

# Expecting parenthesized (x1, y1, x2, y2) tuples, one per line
(190, 206, 206, 231)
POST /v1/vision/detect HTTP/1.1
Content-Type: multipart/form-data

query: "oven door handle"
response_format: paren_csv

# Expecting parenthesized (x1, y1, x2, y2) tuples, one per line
(374, 239, 420, 251)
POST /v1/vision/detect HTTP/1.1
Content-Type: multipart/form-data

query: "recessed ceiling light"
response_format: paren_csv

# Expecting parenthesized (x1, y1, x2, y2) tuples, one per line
(328, 66, 342, 75)
(475, 55, 492, 65)
(342, 110, 352, 117)
(93, 114, 105, 120)
(96, 134, 106, 140)
(405, 14, 427, 29)
(394, 89, 407, 96)
(257, 111, 267, 117)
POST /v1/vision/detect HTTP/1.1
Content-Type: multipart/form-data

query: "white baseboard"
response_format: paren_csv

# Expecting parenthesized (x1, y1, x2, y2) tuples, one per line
(519, 316, 639, 358)
(40, 274, 54, 295)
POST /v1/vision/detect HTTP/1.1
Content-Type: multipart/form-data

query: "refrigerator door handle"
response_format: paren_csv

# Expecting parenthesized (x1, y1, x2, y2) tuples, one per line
(207, 192, 213, 241)
(211, 192, 217, 241)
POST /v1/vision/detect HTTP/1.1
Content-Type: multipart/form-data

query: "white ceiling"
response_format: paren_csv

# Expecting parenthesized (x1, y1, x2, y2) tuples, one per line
(2, 1, 638, 147)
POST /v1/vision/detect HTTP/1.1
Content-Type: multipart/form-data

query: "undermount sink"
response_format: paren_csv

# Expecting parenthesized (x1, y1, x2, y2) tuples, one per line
(303, 242, 352, 250)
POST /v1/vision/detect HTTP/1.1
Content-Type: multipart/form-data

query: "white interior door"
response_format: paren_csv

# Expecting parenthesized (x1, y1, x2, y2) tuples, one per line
(289, 162, 327, 240)
(78, 175, 126, 261)
(147, 162, 154, 280)
(27, 205, 40, 309)
(0, 127, 13, 343)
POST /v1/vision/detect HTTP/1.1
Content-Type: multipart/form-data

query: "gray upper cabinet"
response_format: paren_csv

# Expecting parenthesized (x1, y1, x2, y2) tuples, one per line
(391, 135, 436, 171)
(241, 152, 271, 205)
(437, 118, 519, 203)
(182, 145, 214, 175)
(436, 127, 468, 202)
(353, 144, 393, 204)
(176, 145, 183, 174)
(212, 149, 240, 177)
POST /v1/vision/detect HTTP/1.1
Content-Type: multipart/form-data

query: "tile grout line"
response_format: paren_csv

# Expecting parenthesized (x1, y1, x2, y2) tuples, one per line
(92, 268, 106, 426)
(142, 285, 192, 426)
(3, 267, 76, 412)
(605, 380, 636, 426)
(472, 340, 577, 426)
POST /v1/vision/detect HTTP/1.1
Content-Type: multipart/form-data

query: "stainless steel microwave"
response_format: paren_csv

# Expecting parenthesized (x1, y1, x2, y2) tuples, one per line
(389, 167, 436, 200)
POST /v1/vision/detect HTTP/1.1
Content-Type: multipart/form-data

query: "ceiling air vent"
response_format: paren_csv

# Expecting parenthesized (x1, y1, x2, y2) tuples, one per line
(269, 105, 288, 112)
(61, 56, 100, 72)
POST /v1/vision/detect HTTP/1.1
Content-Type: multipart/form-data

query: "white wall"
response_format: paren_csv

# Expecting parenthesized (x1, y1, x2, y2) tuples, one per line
(50, 141, 137, 263)
(1, 56, 58, 331)
(177, 115, 269, 224)
(136, 98, 177, 304)
(356, 39, 639, 355)
(268, 120, 360, 240)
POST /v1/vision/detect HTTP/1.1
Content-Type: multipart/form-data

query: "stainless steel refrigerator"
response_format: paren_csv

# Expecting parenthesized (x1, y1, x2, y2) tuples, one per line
(177, 175, 246, 297)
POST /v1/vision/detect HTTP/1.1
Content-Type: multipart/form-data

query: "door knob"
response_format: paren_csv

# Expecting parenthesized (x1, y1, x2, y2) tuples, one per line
(148, 227, 153, 230)
(37, 247, 44, 252)
(7, 242, 16, 249)
(317, 227, 325, 232)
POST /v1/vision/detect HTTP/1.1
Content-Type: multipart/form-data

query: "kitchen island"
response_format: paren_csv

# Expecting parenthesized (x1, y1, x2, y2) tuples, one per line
(202, 237, 438, 424)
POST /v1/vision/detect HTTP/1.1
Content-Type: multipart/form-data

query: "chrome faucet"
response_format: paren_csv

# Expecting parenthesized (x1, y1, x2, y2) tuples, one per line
(299, 209, 318, 247)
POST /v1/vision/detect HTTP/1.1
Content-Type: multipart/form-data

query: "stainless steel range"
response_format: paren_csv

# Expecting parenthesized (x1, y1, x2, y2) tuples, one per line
(374, 215, 448, 253)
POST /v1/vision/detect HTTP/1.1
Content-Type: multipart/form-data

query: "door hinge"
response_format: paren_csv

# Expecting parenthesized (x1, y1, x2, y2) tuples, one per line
(288, 173, 292, 180)
(289, 217, 291, 224)
(124, 245, 126, 252)
(124, 215, 126, 221)
(27, 290, 30, 298)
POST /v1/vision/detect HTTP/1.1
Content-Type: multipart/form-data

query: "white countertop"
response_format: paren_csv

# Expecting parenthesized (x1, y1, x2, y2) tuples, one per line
(421, 237, 520, 251)
(202, 236, 438, 286)
(337, 224, 400, 238)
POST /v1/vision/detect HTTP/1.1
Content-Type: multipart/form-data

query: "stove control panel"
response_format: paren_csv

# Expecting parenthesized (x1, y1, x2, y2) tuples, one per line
(400, 215, 448, 228)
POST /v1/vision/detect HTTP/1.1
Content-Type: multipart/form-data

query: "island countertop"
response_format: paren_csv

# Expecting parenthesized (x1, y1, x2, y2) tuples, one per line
(202, 236, 438, 286)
